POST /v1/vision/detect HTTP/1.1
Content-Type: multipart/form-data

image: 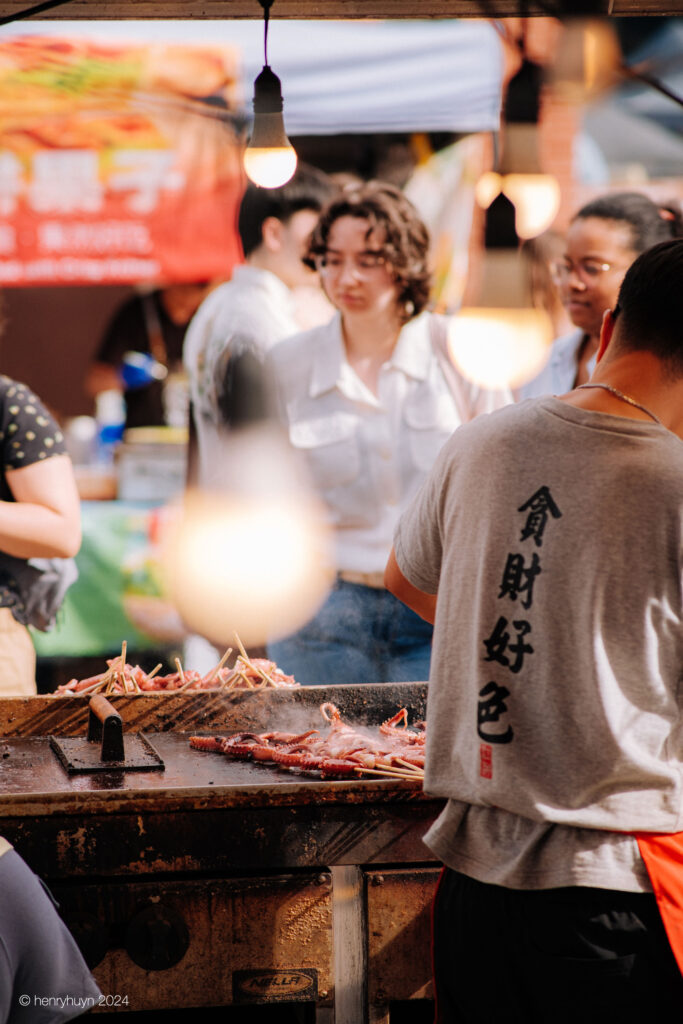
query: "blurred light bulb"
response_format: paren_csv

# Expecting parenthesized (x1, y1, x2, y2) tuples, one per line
(476, 126, 560, 240)
(162, 423, 333, 648)
(451, 245, 553, 390)
(500, 174, 561, 240)
(448, 308, 552, 390)
(549, 19, 621, 103)
(475, 171, 503, 211)
(243, 66, 297, 189)
(244, 139, 298, 189)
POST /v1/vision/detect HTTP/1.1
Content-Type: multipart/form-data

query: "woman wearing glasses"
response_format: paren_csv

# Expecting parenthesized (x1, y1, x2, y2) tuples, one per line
(521, 191, 683, 399)
(266, 181, 510, 685)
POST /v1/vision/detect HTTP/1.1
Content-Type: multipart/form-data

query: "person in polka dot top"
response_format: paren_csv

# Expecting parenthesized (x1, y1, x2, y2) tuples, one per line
(0, 376, 81, 695)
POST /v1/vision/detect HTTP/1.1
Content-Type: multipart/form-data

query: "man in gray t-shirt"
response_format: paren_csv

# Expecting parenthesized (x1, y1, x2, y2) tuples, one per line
(386, 240, 683, 1021)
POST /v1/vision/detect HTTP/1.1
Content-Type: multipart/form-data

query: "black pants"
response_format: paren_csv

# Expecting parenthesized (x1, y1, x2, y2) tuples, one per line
(432, 868, 683, 1024)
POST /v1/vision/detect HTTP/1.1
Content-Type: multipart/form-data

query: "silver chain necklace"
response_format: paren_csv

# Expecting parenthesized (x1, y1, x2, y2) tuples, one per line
(576, 382, 663, 427)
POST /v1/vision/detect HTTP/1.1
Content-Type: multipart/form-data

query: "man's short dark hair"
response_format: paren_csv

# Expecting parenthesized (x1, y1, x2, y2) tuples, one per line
(238, 164, 334, 256)
(614, 239, 683, 375)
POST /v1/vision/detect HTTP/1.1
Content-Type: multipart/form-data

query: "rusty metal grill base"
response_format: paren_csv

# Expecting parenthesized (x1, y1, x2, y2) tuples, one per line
(0, 682, 440, 1022)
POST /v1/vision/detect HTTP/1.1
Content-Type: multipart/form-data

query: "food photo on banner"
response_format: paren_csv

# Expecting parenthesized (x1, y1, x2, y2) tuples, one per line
(0, 32, 245, 286)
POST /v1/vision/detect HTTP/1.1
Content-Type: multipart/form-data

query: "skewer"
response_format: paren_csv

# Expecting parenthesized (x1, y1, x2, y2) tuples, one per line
(176, 657, 192, 691)
(233, 632, 277, 688)
(372, 761, 424, 777)
(118, 659, 129, 694)
(112, 651, 125, 693)
(221, 669, 245, 691)
(59, 644, 297, 696)
(230, 671, 252, 690)
(111, 642, 126, 693)
(394, 758, 425, 774)
(71, 678, 106, 697)
(233, 632, 249, 662)
(219, 670, 238, 691)
(354, 766, 424, 781)
(141, 662, 162, 692)
(205, 647, 233, 685)
(124, 659, 154, 695)
(103, 660, 119, 695)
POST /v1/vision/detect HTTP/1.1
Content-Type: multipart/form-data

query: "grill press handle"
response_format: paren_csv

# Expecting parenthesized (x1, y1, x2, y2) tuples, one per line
(87, 694, 125, 762)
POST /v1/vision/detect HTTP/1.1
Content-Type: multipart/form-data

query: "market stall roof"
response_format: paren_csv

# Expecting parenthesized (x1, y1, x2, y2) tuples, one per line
(583, 17, 683, 180)
(0, 0, 678, 18)
(1, 19, 505, 134)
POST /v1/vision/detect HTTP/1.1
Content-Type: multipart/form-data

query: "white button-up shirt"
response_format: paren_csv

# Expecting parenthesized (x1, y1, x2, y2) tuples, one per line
(268, 311, 512, 573)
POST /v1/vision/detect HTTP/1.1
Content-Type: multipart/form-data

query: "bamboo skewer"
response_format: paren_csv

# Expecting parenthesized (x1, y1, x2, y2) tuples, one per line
(176, 656, 196, 691)
(118, 641, 139, 693)
(233, 632, 277, 687)
(58, 638, 294, 694)
(205, 647, 233, 685)
(370, 761, 423, 776)
(104, 659, 119, 695)
(74, 674, 111, 697)
(233, 632, 250, 662)
(394, 758, 424, 774)
(139, 663, 162, 692)
(355, 766, 424, 781)
(220, 671, 237, 691)
(222, 670, 250, 691)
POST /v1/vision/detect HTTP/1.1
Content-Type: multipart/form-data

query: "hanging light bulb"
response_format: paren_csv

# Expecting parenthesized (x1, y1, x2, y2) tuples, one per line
(476, 59, 560, 240)
(162, 350, 333, 648)
(549, 19, 621, 104)
(450, 193, 553, 390)
(243, 0, 298, 189)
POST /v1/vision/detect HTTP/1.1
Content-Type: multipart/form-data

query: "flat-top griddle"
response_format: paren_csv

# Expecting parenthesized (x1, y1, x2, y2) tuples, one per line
(0, 682, 440, 1023)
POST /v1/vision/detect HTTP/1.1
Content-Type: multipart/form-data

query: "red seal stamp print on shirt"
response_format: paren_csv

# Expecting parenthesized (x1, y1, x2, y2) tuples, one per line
(479, 743, 493, 779)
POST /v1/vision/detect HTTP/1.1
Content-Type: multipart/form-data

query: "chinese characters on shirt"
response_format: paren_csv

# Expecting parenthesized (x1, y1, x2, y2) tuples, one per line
(478, 486, 562, 776)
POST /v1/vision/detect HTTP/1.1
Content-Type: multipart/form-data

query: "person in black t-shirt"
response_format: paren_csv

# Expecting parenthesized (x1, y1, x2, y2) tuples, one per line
(86, 282, 215, 429)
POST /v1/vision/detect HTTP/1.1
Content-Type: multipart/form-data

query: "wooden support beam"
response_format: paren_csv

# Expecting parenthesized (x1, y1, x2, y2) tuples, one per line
(0, 0, 678, 21)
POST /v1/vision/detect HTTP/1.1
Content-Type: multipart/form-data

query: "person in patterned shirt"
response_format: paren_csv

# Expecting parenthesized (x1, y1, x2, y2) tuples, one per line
(0, 376, 81, 695)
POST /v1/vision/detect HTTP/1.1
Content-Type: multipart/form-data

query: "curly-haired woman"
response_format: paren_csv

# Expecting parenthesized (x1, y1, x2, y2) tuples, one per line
(267, 181, 511, 685)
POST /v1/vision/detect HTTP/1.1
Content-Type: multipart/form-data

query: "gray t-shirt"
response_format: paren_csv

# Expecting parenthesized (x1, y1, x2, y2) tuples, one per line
(0, 841, 101, 1023)
(394, 397, 683, 891)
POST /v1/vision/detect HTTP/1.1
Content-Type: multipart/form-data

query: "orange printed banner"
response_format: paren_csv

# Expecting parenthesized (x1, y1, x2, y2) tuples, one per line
(0, 35, 245, 286)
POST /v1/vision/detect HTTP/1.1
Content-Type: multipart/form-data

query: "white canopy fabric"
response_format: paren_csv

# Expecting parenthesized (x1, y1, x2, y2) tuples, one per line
(2, 19, 504, 135)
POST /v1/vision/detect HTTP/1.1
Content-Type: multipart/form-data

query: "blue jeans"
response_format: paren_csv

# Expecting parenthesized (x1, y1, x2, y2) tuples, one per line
(267, 579, 432, 685)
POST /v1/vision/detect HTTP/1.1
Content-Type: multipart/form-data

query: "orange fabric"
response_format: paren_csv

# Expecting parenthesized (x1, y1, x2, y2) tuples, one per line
(636, 832, 683, 975)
